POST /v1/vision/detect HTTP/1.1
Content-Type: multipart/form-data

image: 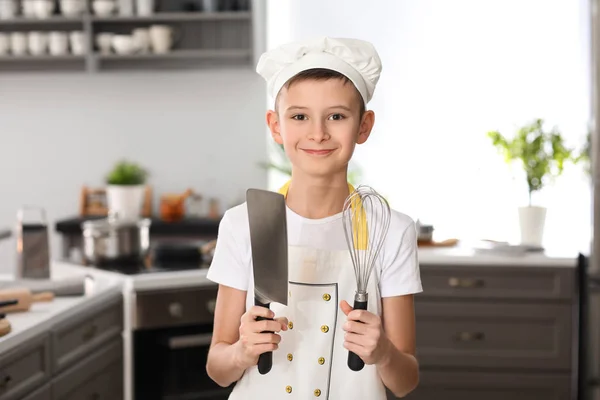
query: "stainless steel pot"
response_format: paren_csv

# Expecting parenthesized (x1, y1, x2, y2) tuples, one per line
(81, 215, 151, 265)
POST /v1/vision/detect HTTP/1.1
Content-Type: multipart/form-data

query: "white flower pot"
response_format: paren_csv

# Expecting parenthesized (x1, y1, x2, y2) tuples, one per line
(518, 206, 547, 247)
(106, 184, 145, 221)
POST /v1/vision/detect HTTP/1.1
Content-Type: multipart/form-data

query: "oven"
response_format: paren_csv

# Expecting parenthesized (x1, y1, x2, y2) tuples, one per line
(133, 284, 235, 400)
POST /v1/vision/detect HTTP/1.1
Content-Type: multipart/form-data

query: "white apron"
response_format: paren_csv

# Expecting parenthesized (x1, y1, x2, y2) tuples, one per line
(228, 245, 387, 400)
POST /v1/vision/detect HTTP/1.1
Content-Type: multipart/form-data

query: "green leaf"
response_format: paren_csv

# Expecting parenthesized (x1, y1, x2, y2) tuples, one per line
(106, 160, 148, 185)
(486, 119, 576, 204)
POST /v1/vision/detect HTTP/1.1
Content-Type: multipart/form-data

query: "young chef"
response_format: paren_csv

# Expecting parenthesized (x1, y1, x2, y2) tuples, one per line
(206, 36, 422, 399)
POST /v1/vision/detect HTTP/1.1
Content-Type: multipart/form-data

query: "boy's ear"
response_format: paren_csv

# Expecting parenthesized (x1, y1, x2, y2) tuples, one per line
(356, 110, 375, 145)
(266, 110, 283, 145)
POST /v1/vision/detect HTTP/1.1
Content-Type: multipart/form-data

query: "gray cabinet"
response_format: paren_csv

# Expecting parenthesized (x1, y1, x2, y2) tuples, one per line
(0, 291, 124, 400)
(395, 263, 577, 400)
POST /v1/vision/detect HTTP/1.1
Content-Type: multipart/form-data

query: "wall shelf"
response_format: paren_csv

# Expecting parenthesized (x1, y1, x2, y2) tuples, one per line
(0, 6, 254, 73)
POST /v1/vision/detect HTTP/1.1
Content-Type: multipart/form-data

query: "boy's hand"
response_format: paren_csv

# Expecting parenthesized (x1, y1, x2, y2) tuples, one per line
(340, 300, 391, 366)
(235, 306, 288, 370)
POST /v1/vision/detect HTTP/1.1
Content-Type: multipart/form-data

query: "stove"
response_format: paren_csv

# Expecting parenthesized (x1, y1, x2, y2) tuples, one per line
(89, 259, 209, 276)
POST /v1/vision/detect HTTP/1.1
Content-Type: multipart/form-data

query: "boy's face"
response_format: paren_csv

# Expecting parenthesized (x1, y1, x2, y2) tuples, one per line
(266, 78, 375, 179)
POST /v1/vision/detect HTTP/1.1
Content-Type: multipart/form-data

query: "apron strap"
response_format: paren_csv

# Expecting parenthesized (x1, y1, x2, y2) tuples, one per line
(277, 180, 367, 250)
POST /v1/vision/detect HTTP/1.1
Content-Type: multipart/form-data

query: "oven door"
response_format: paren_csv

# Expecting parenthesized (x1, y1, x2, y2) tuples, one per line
(133, 285, 235, 400)
(135, 324, 235, 400)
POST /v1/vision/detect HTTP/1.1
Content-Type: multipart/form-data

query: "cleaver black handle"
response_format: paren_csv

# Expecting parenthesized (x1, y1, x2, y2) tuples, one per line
(348, 299, 367, 372)
(254, 297, 273, 375)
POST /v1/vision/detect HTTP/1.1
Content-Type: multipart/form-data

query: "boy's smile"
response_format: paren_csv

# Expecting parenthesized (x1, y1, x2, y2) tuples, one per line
(266, 76, 375, 179)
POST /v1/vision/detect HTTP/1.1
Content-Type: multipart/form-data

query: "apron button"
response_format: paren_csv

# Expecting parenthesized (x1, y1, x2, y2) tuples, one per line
(288, 321, 294, 329)
(322, 293, 331, 301)
(318, 357, 325, 365)
(320, 325, 329, 333)
(314, 389, 322, 397)
(287, 353, 293, 361)
(286, 386, 292, 394)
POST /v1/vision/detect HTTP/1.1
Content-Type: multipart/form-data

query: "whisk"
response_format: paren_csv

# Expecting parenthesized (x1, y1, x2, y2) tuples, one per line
(342, 185, 391, 371)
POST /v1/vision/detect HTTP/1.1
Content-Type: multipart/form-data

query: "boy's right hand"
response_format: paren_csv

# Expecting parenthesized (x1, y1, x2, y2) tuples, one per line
(235, 306, 288, 370)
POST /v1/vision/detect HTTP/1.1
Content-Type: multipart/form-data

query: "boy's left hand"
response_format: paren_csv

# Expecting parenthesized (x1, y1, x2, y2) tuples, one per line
(340, 300, 391, 366)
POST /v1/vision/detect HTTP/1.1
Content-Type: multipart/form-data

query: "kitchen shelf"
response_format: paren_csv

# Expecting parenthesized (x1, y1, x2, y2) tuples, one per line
(0, 6, 254, 73)
(0, 16, 84, 25)
(95, 48, 250, 60)
(90, 11, 251, 23)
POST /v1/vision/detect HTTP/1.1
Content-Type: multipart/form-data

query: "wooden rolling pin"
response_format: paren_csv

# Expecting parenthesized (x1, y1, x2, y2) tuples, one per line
(0, 288, 54, 313)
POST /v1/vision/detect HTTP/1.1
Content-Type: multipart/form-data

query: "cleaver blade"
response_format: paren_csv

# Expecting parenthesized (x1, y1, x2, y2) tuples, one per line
(246, 188, 289, 375)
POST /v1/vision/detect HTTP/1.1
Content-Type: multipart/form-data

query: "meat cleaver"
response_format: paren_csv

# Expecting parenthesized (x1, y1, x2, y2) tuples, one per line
(246, 188, 289, 375)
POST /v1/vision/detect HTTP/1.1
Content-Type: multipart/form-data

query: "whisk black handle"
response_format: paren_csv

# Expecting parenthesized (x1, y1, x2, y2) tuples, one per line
(348, 299, 368, 371)
(254, 297, 273, 375)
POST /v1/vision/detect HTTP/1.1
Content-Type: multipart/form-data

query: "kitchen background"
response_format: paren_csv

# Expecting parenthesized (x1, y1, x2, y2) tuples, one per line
(1, 0, 593, 271)
(0, 0, 595, 399)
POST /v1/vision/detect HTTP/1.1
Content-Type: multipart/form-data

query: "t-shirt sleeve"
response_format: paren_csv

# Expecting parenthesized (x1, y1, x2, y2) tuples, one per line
(379, 215, 423, 298)
(206, 210, 250, 291)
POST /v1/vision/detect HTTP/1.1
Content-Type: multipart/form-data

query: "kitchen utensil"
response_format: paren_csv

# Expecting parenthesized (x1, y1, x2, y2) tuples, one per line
(0, 288, 53, 313)
(81, 213, 151, 265)
(160, 188, 193, 222)
(16, 206, 51, 280)
(246, 188, 288, 375)
(342, 185, 391, 371)
(0, 276, 89, 296)
(0, 319, 10, 337)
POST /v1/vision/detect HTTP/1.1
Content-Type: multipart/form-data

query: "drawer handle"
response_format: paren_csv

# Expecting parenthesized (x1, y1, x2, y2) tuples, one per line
(82, 324, 97, 341)
(0, 375, 11, 390)
(448, 277, 484, 288)
(455, 331, 485, 342)
(207, 299, 216, 315)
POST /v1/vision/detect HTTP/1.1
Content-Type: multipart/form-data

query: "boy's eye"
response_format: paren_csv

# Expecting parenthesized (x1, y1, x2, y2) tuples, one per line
(329, 114, 345, 121)
(292, 114, 306, 121)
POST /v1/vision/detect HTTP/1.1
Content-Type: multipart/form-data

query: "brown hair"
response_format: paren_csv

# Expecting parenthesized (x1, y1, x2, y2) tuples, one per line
(274, 68, 366, 115)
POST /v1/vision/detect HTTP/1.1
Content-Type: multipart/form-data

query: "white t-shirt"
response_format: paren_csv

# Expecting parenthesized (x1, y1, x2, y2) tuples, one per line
(206, 202, 423, 298)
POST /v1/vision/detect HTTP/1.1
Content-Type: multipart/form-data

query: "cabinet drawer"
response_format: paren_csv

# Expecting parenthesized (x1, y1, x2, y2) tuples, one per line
(0, 334, 50, 400)
(52, 294, 123, 373)
(415, 301, 572, 370)
(135, 285, 217, 329)
(400, 371, 571, 400)
(21, 384, 50, 400)
(53, 337, 123, 400)
(419, 265, 574, 301)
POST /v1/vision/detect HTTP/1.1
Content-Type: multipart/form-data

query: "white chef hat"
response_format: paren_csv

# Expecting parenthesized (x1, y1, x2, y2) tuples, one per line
(256, 36, 383, 107)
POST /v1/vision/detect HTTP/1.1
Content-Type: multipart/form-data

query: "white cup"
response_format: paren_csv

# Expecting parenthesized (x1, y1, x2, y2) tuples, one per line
(149, 24, 174, 54)
(92, 0, 115, 16)
(0, 0, 18, 20)
(21, 0, 36, 17)
(49, 31, 68, 55)
(28, 31, 48, 55)
(111, 34, 134, 55)
(33, 0, 54, 18)
(60, 0, 85, 17)
(10, 32, 27, 55)
(69, 30, 85, 54)
(96, 32, 113, 54)
(135, 0, 153, 16)
(0, 33, 9, 55)
(132, 28, 150, 53)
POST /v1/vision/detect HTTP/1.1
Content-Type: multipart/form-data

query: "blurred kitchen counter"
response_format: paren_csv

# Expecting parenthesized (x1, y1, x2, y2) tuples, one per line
(0, 262, 125, 354)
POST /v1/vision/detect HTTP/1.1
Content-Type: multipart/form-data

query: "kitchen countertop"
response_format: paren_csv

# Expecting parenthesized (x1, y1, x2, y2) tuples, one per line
(0, 245, 580, 353)
(0, 263, 125, 354)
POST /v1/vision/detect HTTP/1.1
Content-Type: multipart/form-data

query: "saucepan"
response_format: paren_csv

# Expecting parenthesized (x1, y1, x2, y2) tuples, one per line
(81, 213, 151, 265)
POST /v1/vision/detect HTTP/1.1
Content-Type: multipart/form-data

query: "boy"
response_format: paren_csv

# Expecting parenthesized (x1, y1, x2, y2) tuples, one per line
(206, 36, 422, 399)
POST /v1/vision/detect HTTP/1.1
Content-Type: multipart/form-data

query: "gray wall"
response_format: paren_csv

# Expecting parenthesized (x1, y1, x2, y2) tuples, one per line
(0, 69, 268, 272)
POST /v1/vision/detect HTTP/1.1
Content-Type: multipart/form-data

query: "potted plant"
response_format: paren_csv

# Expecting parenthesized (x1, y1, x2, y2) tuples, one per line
(105, 160, 149, 221)
(487, 118, 575, 247)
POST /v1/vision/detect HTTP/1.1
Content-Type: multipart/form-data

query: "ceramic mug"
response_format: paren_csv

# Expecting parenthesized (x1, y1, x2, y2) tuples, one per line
(28, 31, 49, 55)
(69, 30, 86, 55)
(0, 33, 9, 55)
(10, 32, 27, 55)
(49, 31, 68, 55)
(149, 24, 181, 54)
